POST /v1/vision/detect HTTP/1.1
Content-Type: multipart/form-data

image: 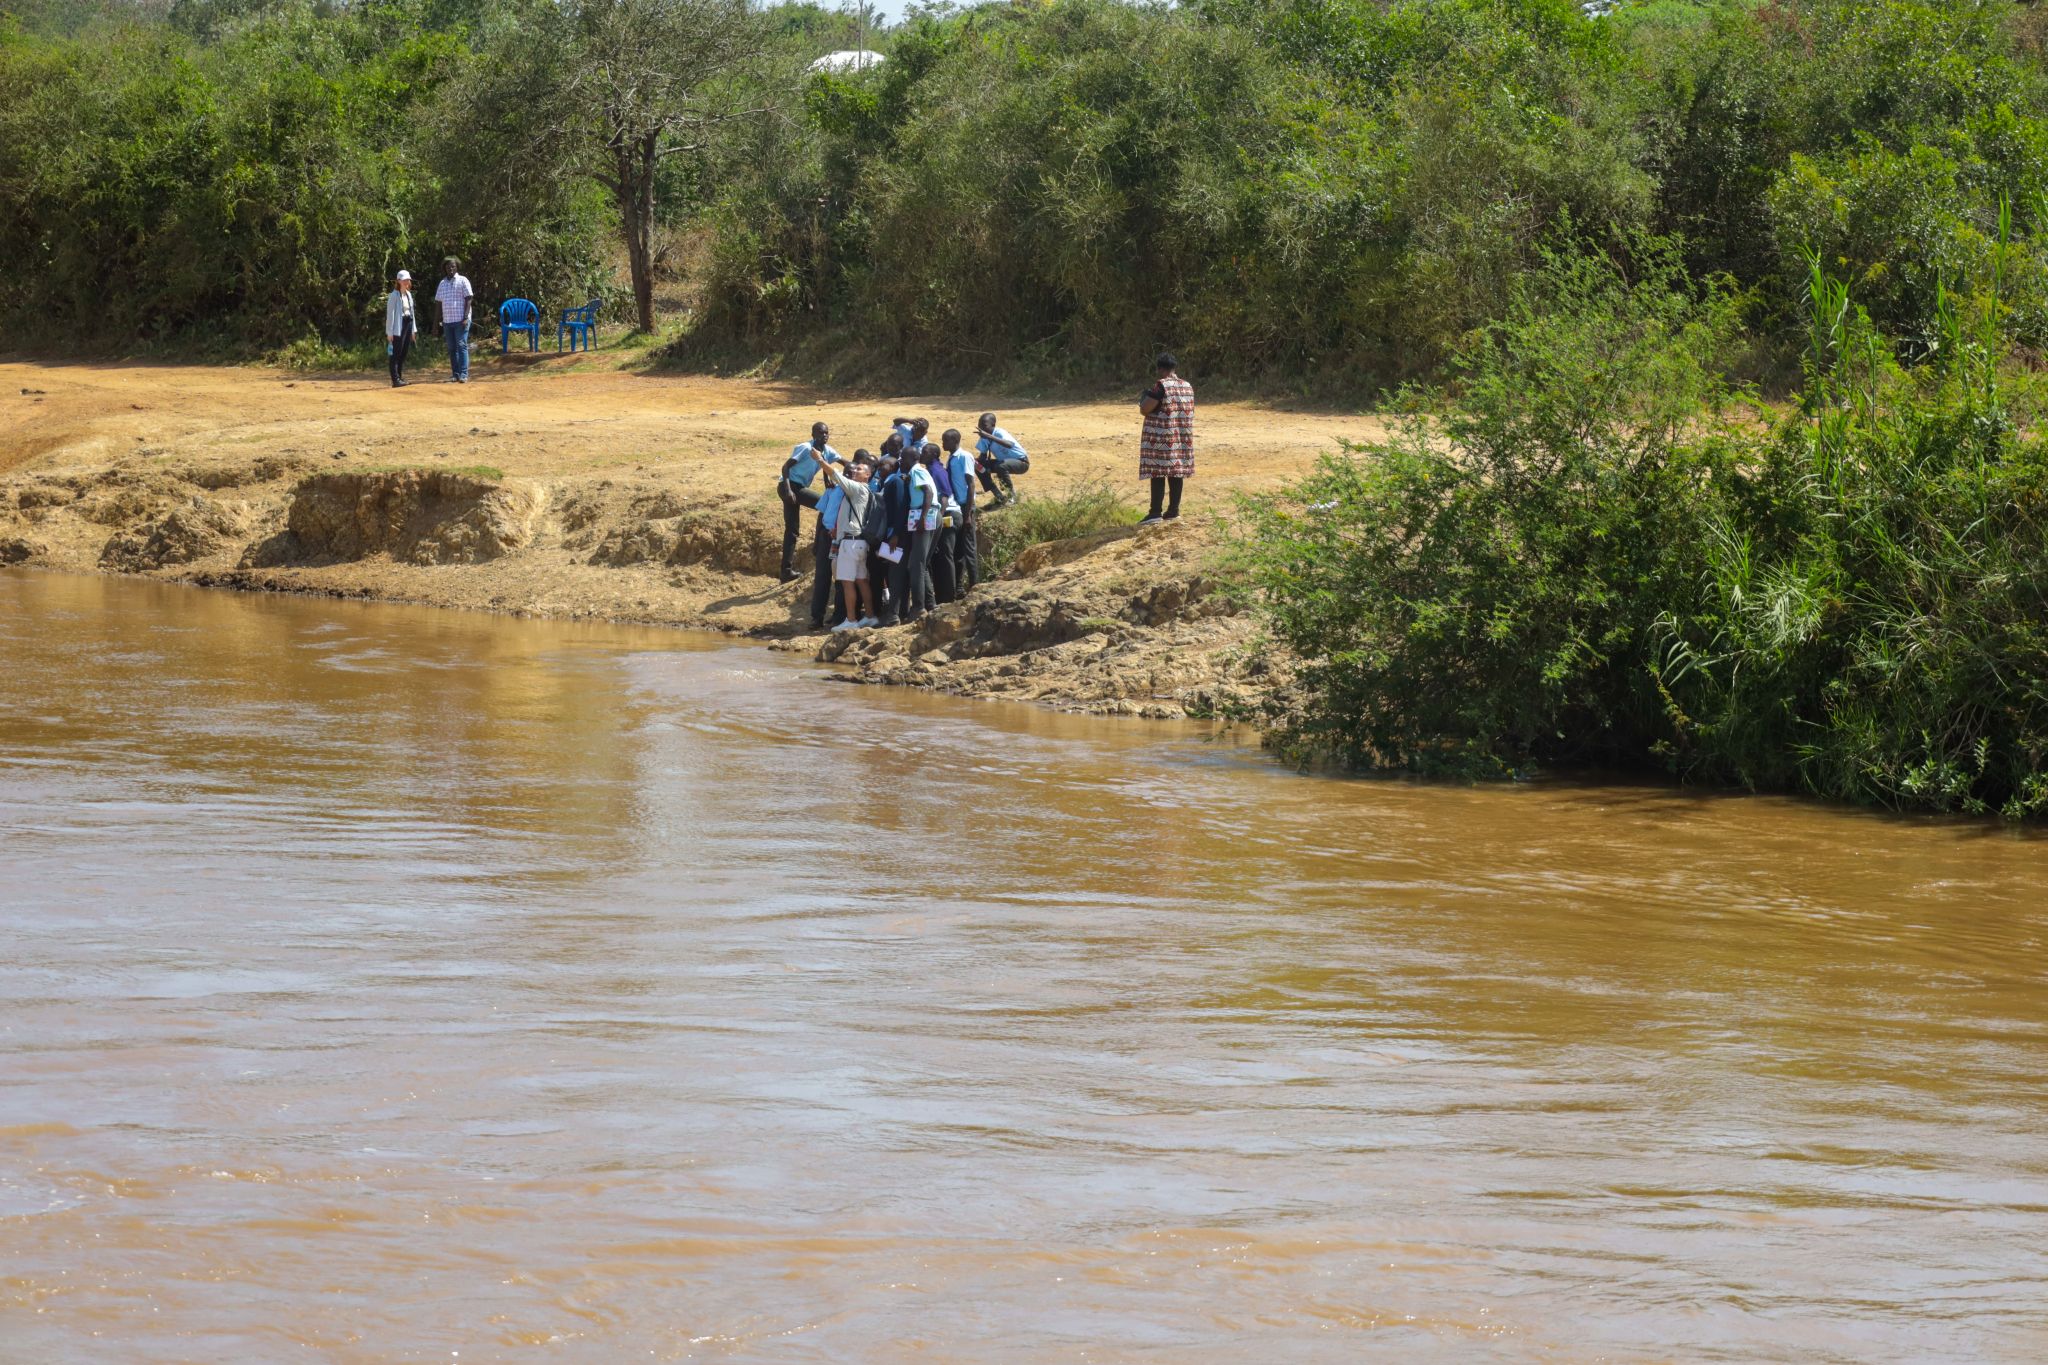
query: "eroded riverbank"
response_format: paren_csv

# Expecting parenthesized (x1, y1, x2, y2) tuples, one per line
(4, 570, 2047, 1361)
(0, 360, 1377, 717)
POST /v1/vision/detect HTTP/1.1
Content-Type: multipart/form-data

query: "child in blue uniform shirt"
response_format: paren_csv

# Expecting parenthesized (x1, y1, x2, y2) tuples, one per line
(973, 412, 1028, 505)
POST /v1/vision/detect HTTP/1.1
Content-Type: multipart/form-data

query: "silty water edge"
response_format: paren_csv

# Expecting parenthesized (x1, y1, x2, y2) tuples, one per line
(2, 569, 2045, 1361)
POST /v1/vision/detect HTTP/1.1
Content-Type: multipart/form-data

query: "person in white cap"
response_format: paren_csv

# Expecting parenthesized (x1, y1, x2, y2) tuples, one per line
(384, 270, 417, 388)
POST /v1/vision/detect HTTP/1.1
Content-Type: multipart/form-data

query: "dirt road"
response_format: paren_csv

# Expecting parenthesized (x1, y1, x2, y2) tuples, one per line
(0, 357, 1377, 488)
(0, 356, 1385, 715)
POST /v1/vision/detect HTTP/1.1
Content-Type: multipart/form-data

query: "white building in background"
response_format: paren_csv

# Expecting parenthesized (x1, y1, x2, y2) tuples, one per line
(807, 50, 887, 75)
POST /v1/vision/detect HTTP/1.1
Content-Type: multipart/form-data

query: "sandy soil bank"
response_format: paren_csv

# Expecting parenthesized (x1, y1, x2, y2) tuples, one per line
(0, 356, 1382, 715)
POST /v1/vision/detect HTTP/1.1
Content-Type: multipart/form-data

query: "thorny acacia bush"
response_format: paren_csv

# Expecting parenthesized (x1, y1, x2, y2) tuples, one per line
(1236, 240, 2048, 817)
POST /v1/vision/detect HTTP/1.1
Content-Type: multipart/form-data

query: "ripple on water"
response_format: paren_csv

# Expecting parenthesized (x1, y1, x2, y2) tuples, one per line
(3, 569, 2048, 1361)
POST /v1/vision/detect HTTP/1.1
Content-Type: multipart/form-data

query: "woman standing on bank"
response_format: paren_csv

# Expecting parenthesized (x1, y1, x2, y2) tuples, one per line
(1138, 351, 1193, 522)
(385, 270, 417, 388)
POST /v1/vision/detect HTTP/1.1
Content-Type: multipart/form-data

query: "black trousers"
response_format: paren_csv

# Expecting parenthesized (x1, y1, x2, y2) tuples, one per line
(868, 546, 892, 617)
(950, 509, 979, 593)
(929, 521, 960, 603)
(890, 529, 935, 622)
(1148, 476, 1185, 518)
(778, 480, 819, 580)
(389, 319, 415, 385)
(809, 523, 838, 627)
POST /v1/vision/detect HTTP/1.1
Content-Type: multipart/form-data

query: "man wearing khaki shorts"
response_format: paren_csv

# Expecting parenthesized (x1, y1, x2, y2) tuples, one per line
(824, 457, 879, 630)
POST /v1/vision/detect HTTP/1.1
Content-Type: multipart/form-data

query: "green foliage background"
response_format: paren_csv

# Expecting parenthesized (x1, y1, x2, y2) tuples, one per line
(0, 0, 612, 350)
(4, 0, 2047, 814)
(6, 0, 2046, 379)
(689, 0, 2048, 390)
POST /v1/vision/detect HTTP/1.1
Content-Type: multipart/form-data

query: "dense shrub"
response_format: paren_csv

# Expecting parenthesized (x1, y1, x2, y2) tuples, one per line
(1655, 253, 2048, 816)
(0, 0, 607, 350)
(1236, 241, 2048, 817)
(1231, 241, 1750, 774)
(682, 0, 2048, 389)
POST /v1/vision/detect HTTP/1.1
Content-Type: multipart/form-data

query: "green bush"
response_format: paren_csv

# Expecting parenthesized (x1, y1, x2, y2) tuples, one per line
(1232, 239, 1748, 774)
(1655, 248, 2048, 817)
(1237, 236, 2048, 817)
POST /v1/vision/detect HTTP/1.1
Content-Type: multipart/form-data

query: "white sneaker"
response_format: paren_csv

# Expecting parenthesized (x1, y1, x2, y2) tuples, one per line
(830, 619, 862, 632)
(1139, 513, 1164, 525)
(858, 616, 880, 627)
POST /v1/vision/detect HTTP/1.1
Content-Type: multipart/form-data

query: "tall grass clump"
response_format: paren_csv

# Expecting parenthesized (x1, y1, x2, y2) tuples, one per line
(1237, 230, 2048, 817)
(1656, 226, 2048, 817)
(979, 477, 1142, 576)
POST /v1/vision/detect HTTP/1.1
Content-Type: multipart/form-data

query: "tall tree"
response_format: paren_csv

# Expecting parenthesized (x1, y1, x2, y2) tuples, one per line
(473, 0, 766, 332)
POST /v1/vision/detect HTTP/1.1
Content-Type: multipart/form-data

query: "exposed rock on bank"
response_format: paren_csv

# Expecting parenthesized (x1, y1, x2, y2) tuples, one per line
(811, 521, 1277, 717)
(0, 453, 1276, 719)
(245, 470, 543, 567)
(560, 481, 781, 576)
(101, 495, 255, 571)
(0, 533, 45, 564)
(3, 458, 298, 572)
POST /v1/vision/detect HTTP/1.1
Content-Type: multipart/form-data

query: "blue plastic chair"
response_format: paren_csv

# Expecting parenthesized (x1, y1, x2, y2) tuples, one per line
(499, 298, 540, 353)
(557, 299, 601, 353)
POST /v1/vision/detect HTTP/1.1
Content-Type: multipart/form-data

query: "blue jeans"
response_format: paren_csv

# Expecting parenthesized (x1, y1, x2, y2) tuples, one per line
(444, 320, 470, 380)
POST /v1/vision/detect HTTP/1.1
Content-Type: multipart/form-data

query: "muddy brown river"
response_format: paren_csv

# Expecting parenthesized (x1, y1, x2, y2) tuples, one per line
(3, 570, 2046, 1362)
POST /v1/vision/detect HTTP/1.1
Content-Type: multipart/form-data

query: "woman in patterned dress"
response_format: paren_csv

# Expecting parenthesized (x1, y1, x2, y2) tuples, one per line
(1138, 352, 1194, 523)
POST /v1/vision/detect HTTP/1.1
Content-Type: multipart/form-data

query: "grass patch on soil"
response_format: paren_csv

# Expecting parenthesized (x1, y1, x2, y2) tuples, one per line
(347, 462, 506, 481)
(979, 476, 1142, 575)
(274, 335, 389, 372)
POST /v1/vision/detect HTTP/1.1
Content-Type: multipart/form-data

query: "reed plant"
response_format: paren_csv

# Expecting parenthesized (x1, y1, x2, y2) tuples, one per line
(1656, 222, 2048, 817)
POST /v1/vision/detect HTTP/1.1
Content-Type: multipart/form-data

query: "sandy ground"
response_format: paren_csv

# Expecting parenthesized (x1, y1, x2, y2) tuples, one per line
(0, 356, 1377, 489)
(0, 354, 1386, 715)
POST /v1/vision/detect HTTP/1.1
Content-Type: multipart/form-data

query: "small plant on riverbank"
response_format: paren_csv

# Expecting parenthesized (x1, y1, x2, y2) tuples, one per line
(979, 477, 1142, 575)
(1235, 238, 2048, 818)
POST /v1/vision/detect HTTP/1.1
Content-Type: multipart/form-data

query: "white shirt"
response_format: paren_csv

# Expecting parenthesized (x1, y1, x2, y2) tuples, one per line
(433, 273, 474, 325)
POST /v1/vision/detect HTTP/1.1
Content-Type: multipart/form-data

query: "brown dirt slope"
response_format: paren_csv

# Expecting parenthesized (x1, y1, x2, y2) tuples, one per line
(0, 358, 1381, 716)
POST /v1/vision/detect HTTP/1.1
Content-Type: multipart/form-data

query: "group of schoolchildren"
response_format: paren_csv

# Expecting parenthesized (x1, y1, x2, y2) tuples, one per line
(777, 413, 1032, 632)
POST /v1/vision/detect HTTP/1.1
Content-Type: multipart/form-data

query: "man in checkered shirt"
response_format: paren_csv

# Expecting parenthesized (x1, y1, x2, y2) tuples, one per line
(433, 257, 475, 384)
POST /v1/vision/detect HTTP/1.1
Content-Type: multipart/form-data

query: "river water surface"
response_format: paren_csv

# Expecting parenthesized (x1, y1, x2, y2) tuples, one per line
(2, 570, 2046, 1362)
